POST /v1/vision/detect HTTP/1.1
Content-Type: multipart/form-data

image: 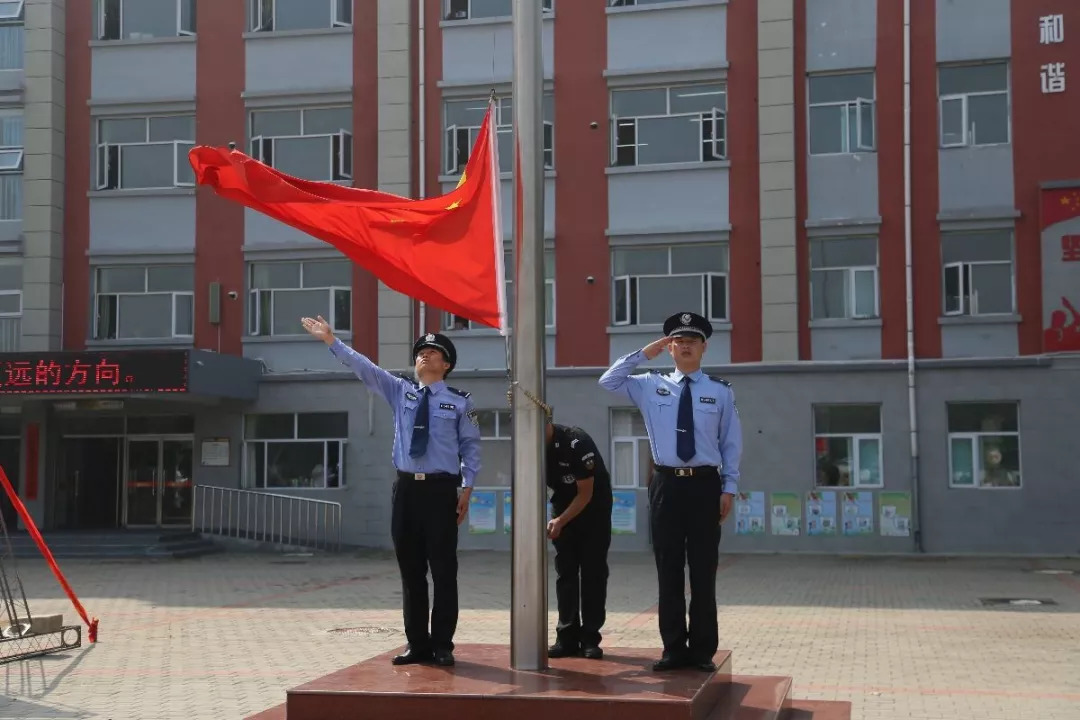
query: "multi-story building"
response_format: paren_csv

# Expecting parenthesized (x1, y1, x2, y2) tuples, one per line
(0, 0, 1076, 555)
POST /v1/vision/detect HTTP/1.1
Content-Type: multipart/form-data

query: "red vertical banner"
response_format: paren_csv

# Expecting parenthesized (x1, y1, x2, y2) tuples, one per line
(24, 422, 38, 501)
(1040, 186, 1080, 352)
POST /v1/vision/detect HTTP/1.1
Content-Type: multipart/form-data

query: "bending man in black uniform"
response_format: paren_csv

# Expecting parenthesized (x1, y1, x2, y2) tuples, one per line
(545, 420, 613, 660)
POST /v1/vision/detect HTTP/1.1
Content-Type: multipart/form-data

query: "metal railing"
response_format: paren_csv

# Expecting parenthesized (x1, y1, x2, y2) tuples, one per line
(191, 486, 342, 552)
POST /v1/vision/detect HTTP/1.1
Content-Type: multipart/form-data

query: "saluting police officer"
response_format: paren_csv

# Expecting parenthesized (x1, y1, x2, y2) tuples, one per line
(598, 311, 742, 673)
(302, 315, 481, 668)
(544, 418, 613, 660)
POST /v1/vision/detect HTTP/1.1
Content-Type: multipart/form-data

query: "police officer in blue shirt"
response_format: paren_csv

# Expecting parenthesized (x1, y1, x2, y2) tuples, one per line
(598, 311, 742, 673)
(302, 315, 481, 668)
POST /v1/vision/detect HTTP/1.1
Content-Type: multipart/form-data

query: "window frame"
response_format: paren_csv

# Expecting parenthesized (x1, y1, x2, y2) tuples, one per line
(0, 1, 23, 22)
(812, 404, 884, 490)
(937, 63, 1011, 148)
(95, 115, 196, 191)
(247, 260, 353, 337)
(610, 407, 650, 490)
(941, 259, 1014, 317)
(97, 0, 195, 41)
(611, 244, 729, 327)
(249, 107, 353, 182)
(468, 409, 512, 489)
(444, 0, 552, 21)
(809, 236, 880, 321)
(946, 402, 1021, 490)
(92, 265, 195, 341)
(243, 412, 348, 490)
(610, 83, 727, 167)
(250, 0, 352, 32)
(0, 110, 23, 222)
(443, 96, 554, 175)
(806, 71, 877, 156)
(0, 259, 21, 318)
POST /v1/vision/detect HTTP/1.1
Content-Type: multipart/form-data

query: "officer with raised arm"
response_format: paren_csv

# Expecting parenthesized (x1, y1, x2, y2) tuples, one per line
(302, 315, 481, 668)
(598, 311, 742, 673)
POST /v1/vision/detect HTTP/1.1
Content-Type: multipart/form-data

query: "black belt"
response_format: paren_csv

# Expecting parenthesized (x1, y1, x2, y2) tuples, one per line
(654, 466, 720, 478)
(396, 471, 461, 482)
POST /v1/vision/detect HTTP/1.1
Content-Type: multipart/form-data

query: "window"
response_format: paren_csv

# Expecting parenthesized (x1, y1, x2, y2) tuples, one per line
(808, 72, 875, 155)
(810, 237, 878, 320)
(0, 1, 23, 70)
(95, 115, 195, 191)
(947, 402, 1020, 488)
(611, 83, 726, 167)
(942, 231, 1014, 316)
(0, 262, 20, 317)
(939, 63, 1010, 147)
(611, 408, 651, 489)
(471, 410, 512, 487)
(97, 0, 195, 41)
(0, 113, 21, 221)
(612, 244, 728, 326)
(443, 250, 554, 331)
(813, 405, 882, 488)
(248, 260, 352, 337)
(250, 107, 352, 182)
(244, 412, 347, 489)
(443, 95, 554, 175)
(609, 0, 682, 6)
(445, 0, 552, 20)
(93, 265, 194, 340)
(250, 0, 352, 32)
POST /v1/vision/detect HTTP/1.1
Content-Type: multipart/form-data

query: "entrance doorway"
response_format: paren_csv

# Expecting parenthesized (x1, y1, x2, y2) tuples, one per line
(56, 437, 123, 530)
(124, 438, 193, 527)
(0, 436, 20, 529)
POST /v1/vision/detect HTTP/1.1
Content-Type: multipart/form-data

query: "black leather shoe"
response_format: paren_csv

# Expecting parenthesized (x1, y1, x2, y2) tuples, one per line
(651, 654, 688, 671)
(391, 648, 432, 665)
(548, 642, 579, 658)
(582, 646, 603, 660)
(694, 660, 717, 672)
(434, 648, 455, 666)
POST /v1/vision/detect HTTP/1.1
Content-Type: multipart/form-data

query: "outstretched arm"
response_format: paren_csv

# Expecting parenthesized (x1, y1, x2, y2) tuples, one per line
(301, 315, 406, 404)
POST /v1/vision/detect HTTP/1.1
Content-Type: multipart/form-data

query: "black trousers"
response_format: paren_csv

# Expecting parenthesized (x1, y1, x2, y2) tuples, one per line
(390, 473, 459, 652)
(648, 469, 723, 661)
(552, 500, 612, 649)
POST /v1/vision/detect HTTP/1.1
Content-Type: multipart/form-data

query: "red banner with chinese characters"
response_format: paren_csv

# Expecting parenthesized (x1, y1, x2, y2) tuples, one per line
(0, 466, 98, 642)
(1041, 186, 1080, 352)
(0, 351, 188, 395)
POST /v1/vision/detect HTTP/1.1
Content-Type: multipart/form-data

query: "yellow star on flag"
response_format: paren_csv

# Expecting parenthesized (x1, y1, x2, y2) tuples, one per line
(445, 169, 467, 210)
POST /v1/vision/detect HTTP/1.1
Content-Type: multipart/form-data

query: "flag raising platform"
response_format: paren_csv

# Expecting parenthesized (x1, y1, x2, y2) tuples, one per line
(242, 644, 851, 720)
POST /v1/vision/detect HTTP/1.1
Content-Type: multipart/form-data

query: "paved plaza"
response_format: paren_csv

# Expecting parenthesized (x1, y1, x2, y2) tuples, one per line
(0, 550, 1078, 720)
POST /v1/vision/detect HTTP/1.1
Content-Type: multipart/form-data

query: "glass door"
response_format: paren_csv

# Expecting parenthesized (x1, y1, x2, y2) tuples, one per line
(160, 439, 193, 526)
(125, 439, 160, 526)
(124, 437, 195, 527)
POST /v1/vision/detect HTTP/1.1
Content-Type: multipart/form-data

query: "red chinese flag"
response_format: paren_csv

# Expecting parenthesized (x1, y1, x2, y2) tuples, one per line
(189, 100, 506, 331)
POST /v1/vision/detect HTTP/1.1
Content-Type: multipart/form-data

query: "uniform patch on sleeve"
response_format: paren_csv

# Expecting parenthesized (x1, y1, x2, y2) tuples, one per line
(466, 409, 479, 426)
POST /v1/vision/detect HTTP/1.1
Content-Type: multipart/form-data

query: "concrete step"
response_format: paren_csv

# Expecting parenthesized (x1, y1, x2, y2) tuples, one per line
(711, 675, 793, 720)
(783, 699, 853, 720)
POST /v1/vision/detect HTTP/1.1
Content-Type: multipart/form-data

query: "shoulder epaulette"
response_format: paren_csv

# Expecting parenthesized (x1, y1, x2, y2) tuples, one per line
(648, 369, 663, 374)
(447, 386, 471, 398)
(708, 375, 732, 387)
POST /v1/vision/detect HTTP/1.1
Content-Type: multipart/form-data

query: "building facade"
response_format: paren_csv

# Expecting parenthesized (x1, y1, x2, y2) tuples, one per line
(0, 0, 1076, 555)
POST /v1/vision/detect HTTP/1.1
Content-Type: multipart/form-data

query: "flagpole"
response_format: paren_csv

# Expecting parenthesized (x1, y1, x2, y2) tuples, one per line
(509, 0, 547, 671)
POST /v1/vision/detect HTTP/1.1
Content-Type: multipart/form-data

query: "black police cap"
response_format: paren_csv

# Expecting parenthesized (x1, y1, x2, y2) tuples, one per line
(662, 311, 713, 340)
(413, 332, 457, 372)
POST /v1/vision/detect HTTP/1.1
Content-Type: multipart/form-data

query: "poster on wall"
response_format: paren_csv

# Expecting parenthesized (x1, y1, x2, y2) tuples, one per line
(734, 491, 766, 536)
(1040, 185, 1080, 353)
(468, 491, 497, 534)
(805, 490, 837, 537)
(841, 491, 875, 536)
(879, 491, 911, 537)
(611, 491, 637, 535)
(502, 491, 551, 534)
(770, 492, 802, 536)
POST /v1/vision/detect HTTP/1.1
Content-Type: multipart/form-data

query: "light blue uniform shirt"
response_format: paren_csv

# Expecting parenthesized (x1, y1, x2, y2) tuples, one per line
(329, 339, 481, 487)
(599, 349, 742, 495)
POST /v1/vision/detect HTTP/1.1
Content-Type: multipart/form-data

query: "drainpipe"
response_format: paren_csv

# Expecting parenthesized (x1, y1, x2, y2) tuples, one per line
(902, 0, 923, 552)
(417, 0, 427, 334)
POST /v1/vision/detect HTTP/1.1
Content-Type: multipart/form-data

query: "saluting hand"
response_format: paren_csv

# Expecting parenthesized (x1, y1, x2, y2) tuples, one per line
(643, 336, 674, 360)
(301, 315, 335, 345)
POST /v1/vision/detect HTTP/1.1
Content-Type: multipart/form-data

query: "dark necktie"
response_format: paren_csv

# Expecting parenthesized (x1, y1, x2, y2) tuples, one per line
(676, 377, 695, 462)
(409, 388, 430, 458)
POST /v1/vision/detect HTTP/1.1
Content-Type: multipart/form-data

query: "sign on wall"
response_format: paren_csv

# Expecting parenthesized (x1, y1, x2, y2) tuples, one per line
(1039, 14, 1066, 94)
(0, 351, 188, 395)
(734, 491, 765, 536)
(770, 492, 802, 536)
(806, 490, 838, 537)
(841, 491, 874, 536)
(468, 491, 497, 534)
(879, 492, 912, 537)
(611, 491, 637, 535)
(1041, 186, 1080, 352)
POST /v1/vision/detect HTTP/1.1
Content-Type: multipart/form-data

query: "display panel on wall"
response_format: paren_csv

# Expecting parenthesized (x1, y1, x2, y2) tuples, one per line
(0, 351, 188, 395)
